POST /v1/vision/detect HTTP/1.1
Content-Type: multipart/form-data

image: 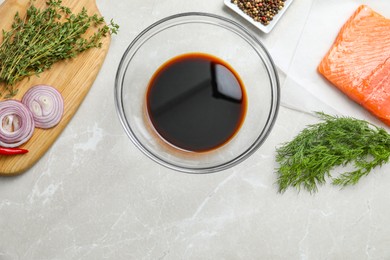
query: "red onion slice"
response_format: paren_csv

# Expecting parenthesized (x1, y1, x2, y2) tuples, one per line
(22, 85, 64, 129)
(0, 100, 35, 148)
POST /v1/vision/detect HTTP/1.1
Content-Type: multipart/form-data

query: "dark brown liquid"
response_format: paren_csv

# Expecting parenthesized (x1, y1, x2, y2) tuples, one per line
(146, 53, 247, 152)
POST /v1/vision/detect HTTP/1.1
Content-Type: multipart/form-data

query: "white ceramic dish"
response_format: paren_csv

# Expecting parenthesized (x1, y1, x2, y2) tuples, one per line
(224, 0, 294, 33)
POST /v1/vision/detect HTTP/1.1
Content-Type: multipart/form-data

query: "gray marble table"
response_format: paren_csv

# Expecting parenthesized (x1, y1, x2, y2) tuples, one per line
(1, 0, 390, 259)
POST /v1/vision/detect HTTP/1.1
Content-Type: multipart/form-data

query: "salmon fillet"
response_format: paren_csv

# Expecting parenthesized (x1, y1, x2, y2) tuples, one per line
(318, 5, 390, 125)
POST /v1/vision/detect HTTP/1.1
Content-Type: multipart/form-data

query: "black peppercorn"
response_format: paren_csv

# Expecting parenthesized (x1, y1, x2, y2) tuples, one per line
(231, 0, 287, 25)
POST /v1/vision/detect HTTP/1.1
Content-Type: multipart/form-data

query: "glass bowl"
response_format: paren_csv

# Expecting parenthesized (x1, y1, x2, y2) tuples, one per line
(115, 12, 280, 173)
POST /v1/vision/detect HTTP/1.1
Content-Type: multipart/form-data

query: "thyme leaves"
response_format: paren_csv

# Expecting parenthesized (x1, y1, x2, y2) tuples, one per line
(0, 0, 119, 98)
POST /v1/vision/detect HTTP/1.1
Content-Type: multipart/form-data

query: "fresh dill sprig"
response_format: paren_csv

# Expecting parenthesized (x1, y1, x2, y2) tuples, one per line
(0, 0, 119, 98)
(275, 112, 390, 193)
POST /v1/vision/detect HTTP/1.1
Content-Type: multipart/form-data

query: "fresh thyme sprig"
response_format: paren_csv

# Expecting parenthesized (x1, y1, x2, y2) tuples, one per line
(275, 112, 390, 193)
(0, 0, 119, 98)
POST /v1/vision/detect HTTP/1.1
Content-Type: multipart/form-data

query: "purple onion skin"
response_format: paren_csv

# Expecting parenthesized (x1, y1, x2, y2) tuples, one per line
(0, 100, 35, 148)
(21, 85, 64, 129)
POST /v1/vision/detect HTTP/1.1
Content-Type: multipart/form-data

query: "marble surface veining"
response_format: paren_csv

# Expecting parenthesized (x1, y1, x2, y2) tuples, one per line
(1, 0, 390, 259)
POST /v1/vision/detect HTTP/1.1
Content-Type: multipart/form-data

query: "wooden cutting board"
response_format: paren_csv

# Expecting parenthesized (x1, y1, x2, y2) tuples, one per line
(0, 0, 112, 175)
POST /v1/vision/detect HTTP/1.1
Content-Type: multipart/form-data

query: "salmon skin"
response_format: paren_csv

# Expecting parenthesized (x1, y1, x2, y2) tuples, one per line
(318, 5, 390, 125)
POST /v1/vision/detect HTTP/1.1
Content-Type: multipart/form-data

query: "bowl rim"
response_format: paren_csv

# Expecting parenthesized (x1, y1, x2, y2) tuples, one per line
(114, 12, 280, 174)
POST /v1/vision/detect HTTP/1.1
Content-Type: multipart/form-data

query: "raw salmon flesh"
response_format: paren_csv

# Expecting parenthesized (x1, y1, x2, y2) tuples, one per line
(318, 5, 390, 125)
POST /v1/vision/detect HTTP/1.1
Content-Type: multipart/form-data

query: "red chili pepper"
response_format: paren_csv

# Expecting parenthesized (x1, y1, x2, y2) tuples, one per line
(0, 147, 29, 155)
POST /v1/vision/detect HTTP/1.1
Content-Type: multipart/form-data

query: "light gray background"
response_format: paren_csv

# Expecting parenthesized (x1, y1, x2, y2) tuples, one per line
(1, 0, 390, 259)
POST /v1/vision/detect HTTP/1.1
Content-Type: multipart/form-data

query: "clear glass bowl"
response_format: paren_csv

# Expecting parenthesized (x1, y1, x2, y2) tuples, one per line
(115, 12, 280, 173)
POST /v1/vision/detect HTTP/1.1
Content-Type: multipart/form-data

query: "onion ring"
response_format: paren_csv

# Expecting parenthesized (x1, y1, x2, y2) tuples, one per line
(22, 85, 64, 129)
(0, 100, 35, 148)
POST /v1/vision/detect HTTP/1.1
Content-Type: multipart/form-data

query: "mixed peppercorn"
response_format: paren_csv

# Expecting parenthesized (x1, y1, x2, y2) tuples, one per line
(231, 0, 287, 26)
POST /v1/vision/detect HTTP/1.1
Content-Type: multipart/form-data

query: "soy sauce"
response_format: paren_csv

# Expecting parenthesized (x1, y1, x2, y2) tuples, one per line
(146, 53, 247, 152)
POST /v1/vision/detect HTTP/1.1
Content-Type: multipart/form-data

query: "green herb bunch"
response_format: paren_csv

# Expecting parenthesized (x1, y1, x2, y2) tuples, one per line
(0, 0, 119, 98)
(276, 112, 390, 193)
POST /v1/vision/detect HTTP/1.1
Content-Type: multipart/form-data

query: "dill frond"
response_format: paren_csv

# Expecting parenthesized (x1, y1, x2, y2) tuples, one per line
(275, 112, 390, 193)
